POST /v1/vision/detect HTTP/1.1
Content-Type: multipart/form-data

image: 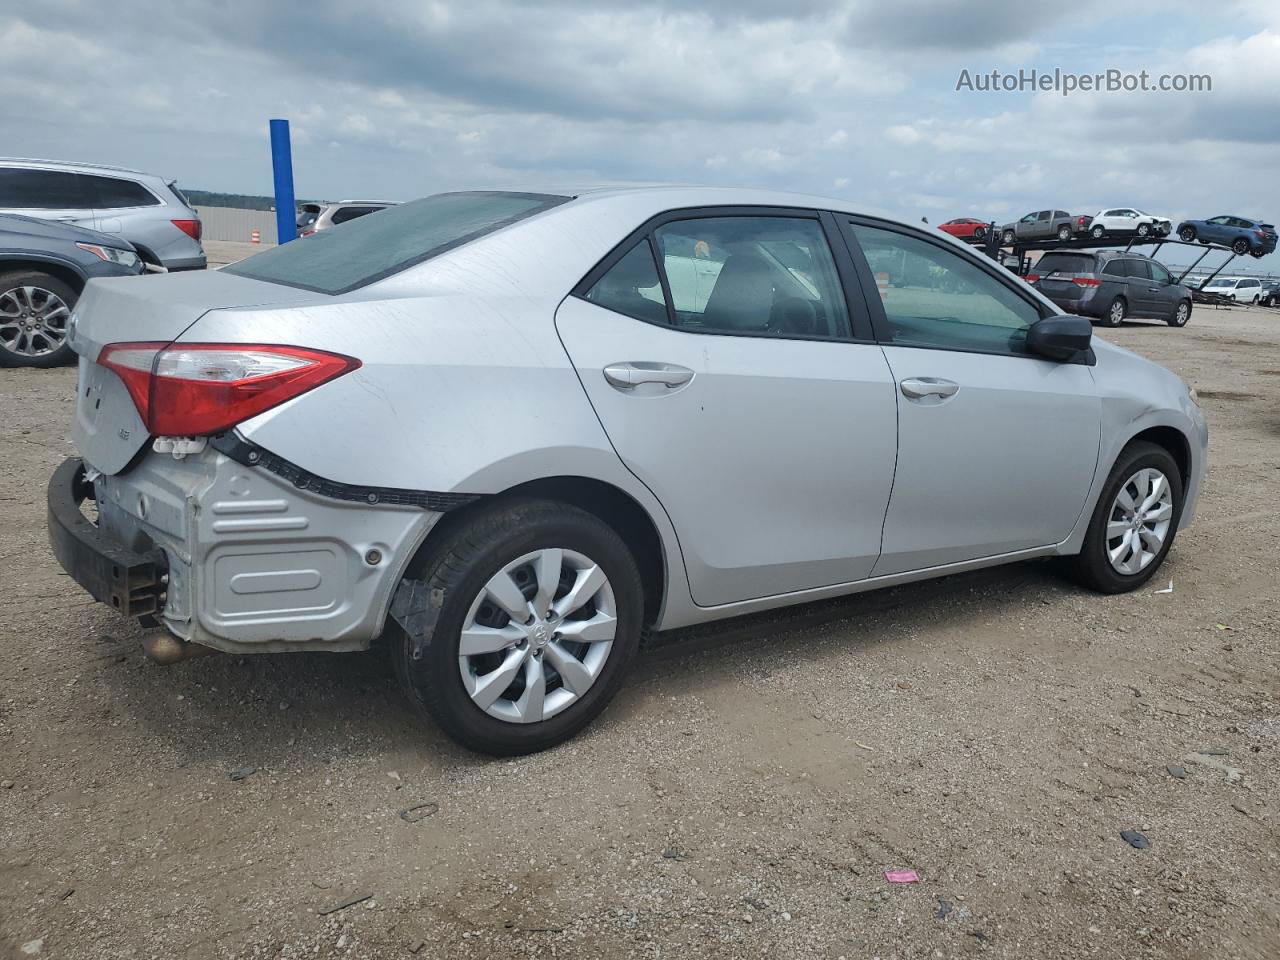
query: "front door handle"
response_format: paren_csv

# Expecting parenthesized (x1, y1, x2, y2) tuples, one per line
(604, 362, 694, 390)
(900, 377, 959, 400)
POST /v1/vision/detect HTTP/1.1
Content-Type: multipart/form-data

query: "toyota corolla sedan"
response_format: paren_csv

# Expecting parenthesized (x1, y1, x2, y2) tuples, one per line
(48, 185, 1207, 755)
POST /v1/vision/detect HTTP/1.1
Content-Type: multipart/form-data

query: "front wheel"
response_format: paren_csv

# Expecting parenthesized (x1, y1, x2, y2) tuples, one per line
(1067, 442, 1182, 593)
(0, 270, 78, 368)
(391, 499, 644, 755)
(1137, 223, 1151, 238)
(1168, 300, 1191, 327)
(1179, 227, 1196, 242)
(1002, 230, 1015, 245)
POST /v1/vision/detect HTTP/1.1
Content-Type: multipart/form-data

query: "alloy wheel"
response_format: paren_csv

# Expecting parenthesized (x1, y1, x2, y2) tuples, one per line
(1106, 468, 1174, 575)
(1174, 302, 1190, 325)
(1109, 299, 1125, 325)
(457, 548, 616, 724)
(0, 285, 71, 358)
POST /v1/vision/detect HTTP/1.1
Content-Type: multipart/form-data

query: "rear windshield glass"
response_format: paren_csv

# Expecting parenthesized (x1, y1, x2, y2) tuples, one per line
(1035, 253, 1094, 276)
(226, 191, 568, 294)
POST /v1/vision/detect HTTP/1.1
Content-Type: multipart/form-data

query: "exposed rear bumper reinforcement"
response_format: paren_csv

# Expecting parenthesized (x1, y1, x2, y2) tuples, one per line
(47, 457, 167, 618)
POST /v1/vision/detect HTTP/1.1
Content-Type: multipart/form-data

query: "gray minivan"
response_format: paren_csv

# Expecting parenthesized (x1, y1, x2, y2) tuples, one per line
(1029, 250, 1192, 327)
(0, 159, 205, 272)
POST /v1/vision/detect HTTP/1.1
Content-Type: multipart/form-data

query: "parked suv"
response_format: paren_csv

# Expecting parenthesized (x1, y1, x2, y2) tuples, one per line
(1000, 210, 1087, 245)
(0, 213, 143, 367)
(296, 200, 397, 237)
(1085, 208, 1172, 240)
(0, 159, 204, 271)
(1028, 250, 1192, 327)
(1261, 280, 1280, 307)
(1200, 276, 1263, 303)
(1176, 216, 1277, 257)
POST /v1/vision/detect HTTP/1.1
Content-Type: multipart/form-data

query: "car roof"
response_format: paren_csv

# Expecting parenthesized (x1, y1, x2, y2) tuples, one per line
(0, 156, 153, 177)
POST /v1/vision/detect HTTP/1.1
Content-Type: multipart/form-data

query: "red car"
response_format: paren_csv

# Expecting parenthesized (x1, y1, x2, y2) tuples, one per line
(939, 218, 991, 244)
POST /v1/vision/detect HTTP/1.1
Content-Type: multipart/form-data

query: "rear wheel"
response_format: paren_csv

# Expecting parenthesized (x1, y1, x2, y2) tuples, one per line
(1057, 225, 1072, 241)
(1091, 225, 1105, 240)
(0, 270, 77, 368)
(1232, 238, 1251, 256)
(1168, 300, 1191, 327)
(391, 499, 644, 755)
(1068, 442, 1182, 593)
(1105, 296, 1127, 327)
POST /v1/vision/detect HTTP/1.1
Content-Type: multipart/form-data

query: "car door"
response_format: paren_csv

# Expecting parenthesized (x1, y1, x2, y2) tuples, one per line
(1030, 210, 1052, 239)
(840, 218, 1101, 576)
(1145, 260, 1179, 315)
(1014, 212, 1037, 239)
(1238, 278, 1260, 302)
(1203, 216, 1231, 244)
(555, 209, 899, 607)
(0, 166, 97, 229)
(1124, 258, 1160, 316)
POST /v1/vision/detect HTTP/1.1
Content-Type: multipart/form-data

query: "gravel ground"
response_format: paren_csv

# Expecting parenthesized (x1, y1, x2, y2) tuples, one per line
(2, 303, 1279, 960)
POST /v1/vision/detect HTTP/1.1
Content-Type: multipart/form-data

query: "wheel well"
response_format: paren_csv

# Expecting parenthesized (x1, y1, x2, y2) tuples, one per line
(0, 259, 85, 295)
(1128, 427, 1190, 488)
(422, 477, 667, 626)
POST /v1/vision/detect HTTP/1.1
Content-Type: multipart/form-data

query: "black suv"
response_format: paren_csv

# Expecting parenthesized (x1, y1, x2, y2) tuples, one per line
(1028, 250, 1193, 328)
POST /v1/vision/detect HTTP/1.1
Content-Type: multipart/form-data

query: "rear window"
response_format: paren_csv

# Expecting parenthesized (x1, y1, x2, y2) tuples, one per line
(79, 174, 160, 209)
(226, 191, 568, 294)
(1035, 253, 1094, 276)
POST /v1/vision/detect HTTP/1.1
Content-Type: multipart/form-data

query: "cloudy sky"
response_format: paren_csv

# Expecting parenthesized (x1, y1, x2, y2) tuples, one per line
(5, 0, 1279, 242)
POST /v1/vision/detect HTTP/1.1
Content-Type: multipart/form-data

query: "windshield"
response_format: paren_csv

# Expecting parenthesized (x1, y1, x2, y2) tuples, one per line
(227, 191, 568, 294)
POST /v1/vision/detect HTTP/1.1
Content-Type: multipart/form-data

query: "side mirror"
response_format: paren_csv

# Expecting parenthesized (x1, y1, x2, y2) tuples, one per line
(1027, 315, 1093, 363)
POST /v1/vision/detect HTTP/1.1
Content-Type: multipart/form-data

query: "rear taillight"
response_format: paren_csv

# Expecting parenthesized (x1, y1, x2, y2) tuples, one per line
(171, 219, 202, 241)
(1072, 276, 1101, 287)
(1077, 217, 1087, 226)
(98, 343, 360, 437)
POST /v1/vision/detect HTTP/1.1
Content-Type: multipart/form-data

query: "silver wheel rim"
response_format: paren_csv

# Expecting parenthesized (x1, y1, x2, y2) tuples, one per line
(1138, 224, 1149, 236)
(1092, 227, 1103, 238)
(458, 548, 616, 724)
(1176, 303, 1189, 324)
(1110, 300, 1124, 323)
(1106, 468, 1173, 575)
(0, 285, 71, 357)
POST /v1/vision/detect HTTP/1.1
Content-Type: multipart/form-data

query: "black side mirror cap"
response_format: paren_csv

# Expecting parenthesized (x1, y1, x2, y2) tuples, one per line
(1027, 315, 1094, 364)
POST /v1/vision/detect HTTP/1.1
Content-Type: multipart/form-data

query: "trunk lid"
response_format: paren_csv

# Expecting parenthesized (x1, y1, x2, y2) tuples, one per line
(71, 270, 323, 474)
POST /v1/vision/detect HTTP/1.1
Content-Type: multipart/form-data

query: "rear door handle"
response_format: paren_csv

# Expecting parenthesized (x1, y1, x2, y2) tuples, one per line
(604, 362, 694, 390)
(900, 377, 959, 400)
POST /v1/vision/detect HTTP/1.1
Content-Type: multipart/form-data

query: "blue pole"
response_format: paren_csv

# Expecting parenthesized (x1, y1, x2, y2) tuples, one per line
(269, 118, 297, 244)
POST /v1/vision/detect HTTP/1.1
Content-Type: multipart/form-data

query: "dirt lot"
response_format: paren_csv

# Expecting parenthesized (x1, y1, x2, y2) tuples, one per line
(2, 303, 1279, 960)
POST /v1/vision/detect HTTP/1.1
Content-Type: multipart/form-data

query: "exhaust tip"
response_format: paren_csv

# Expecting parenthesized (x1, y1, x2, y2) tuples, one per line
(140, 631, 217, 665)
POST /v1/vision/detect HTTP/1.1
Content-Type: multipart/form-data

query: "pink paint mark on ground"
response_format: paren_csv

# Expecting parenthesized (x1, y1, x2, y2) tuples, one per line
(884, 869, 920, 884)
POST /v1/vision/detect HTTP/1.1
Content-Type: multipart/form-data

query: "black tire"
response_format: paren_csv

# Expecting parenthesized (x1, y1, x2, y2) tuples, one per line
(1232, 238, 1251, 256)
(1002, 230, 1015, 245)
(391, 498, 644, 755)
(1168, 299, 1191, 327)
(1104, 295, 1127, 326)
(1137, 223, 1151, 238)
(1091, 225, 1105, 240)
(1067, 442, 1183, 593)
(0, 270, 78, 368)
(1179, 227, 1196, 242)
(1057, 225, 1071, 241)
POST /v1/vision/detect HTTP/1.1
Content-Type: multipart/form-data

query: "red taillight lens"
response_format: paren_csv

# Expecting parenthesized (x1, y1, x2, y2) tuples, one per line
(171, 218, 202, 241)
(1072, 276, 1101, 287)
(1025, 274, 1041, 283)
(98, 343, 360, 436)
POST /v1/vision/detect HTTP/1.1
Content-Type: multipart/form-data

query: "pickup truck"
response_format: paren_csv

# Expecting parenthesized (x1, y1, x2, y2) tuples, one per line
(999, 209, 1091, 245)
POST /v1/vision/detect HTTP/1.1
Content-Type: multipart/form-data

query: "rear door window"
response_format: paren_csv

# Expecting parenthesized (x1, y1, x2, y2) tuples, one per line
(1126, 259, 1152, 280)
(329, 205, 383, 225)
(583, 239, 668, 326)
(0, 168, 90, 208)
(225, 191, 567, 294)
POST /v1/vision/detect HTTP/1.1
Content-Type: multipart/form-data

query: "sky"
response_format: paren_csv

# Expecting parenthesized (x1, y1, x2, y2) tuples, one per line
(4, 0, 1279, 248)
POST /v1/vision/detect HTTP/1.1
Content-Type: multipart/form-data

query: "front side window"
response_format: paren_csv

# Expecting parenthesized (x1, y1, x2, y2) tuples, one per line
(652, 217, 851, 338)
(0, 168, 89, 208)
(1148, 261, 1172, 284)
(850, 223, 1041, 356)
(1127, 259, 1153, 280)
(225, 191, 567, 294)
(583, 239, 668, 326)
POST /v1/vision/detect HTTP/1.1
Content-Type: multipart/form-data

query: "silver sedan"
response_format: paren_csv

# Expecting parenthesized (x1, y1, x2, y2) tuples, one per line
(48, 185, 1207, 754)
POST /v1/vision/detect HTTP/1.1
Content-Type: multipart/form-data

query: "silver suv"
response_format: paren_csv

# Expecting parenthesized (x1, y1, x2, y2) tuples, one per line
(0, 158, 205, 271)
(296, 200, 396, 237)
(48, 186, 1207, 755)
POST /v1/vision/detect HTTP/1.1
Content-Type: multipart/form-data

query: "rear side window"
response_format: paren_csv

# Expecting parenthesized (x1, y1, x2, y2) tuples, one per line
(584, 239, 668, 326)
(329, 205, 383, 225)
(225, 191, 567, 294)
(1101, 260, 1126, 278)
(79, 174, 160, 209)
(0, 168, 88, 208)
